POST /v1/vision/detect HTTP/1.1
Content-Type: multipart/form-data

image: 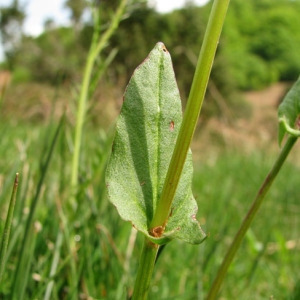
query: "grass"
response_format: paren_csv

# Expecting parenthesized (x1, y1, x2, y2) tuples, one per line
(194, 151, 300, 299)
(0, 118, 299, 299)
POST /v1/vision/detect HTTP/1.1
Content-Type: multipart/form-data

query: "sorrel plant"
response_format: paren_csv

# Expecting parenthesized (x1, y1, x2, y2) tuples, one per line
(106, 0, 300, 298)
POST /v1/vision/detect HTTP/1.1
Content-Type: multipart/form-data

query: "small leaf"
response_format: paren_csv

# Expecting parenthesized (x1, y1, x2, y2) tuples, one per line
(278, 76, 300, 145)
(106, 42, 205, 245)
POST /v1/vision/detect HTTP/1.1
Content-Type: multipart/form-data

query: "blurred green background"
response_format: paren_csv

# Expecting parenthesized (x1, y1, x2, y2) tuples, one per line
(1, 0, 300, 299)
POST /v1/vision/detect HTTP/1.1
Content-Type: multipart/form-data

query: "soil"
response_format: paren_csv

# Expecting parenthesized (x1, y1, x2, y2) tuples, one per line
(193, 82, 300, 159)
(2, 70, 299, 161)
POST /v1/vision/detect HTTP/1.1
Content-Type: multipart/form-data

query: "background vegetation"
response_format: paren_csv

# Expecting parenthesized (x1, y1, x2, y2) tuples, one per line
(2, 0, 300, 125)
(3, 0, 300, 87)
(1, 0, 300, 299)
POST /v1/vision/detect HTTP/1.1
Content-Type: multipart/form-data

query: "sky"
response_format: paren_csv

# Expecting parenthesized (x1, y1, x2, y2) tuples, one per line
(0, 0, 209, 61)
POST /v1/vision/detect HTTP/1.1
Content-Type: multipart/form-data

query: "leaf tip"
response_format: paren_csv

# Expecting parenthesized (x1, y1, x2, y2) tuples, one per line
(155, 41, 169, 54)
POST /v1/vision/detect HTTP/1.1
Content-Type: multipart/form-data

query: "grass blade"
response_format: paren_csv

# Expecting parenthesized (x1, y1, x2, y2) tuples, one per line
(71, 0, 128, 193)
(44, 231, 63, 300)
(11, 118, 64, 300)
(0, 173, 19, 283)
(206, 136, 298, 299)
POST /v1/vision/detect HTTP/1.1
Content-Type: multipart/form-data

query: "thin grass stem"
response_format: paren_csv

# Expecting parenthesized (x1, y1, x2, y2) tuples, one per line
(12, 119, 63, 300)
(44, 231, 63, 300)
(151, 0, 230, 229)
(0, 173, 19, 283)
(206, 136, 298, 300)
(71, 0, 128, 194)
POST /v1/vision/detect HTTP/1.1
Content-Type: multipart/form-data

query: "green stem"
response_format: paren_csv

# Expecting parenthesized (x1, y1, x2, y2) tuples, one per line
(44, 231, 63, 300)
(0, 173, 19, 283)
(151, 0, 230, 228)
(71, 44, 94, 189)
(206, 136, 298, 300)
(280, 118, 300, 138)
(71, 0, 127, 190)
(131, 238, 159, 300)
(12, 120, 63, 300)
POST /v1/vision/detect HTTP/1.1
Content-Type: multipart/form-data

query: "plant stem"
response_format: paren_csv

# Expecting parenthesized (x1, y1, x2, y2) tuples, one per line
(132, 1, 230, 296)
(206, 136, 298, 300)
(0, 173, 19, 283)
(44, 231, 63, 300)
(12, 120, 63, 300)
(133, 1, 229, 298)
(71, 0, 127, 192)
(131, 238, 159, 300)
(151, 0, 230, 229)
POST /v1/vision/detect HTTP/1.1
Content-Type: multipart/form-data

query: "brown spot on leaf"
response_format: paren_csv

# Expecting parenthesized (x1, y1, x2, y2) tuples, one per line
(149, 226, 165, 238)
(162, 44, 168, 53)
(140, 181, 145, 186)
(169, 121, 175, 131)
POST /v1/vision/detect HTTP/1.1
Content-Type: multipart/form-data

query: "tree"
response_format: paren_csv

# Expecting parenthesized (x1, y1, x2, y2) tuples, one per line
(0, 0, 25, 68)
(64, 0, 87, 31)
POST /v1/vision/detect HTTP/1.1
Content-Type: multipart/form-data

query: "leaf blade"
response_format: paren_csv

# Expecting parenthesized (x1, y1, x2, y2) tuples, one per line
(106, 42, 205, 244)
(278, 76, 300, 145)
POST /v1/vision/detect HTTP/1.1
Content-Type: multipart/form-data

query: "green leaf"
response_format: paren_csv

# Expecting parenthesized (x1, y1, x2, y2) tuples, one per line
(106, 42, 205, 245)
(278, 76, 300, 145)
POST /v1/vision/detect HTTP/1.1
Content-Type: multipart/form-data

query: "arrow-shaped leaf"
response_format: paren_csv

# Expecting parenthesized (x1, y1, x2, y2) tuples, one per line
(278, 76, 300, 145)
(106, 42, 205, 245)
